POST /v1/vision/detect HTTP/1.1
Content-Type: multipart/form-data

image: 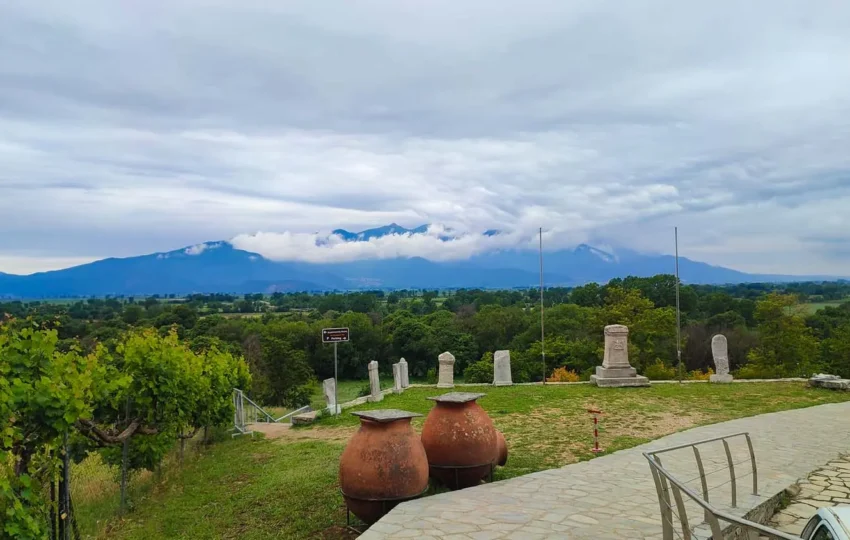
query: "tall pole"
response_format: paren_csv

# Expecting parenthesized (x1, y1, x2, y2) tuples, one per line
(540, 227, 546, 384)
(333, 342, 339, 415)
(675, 227, 683, 382)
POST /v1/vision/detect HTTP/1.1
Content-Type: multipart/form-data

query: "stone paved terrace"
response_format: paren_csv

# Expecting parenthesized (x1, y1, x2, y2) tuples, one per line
(359, 402, 850, 540)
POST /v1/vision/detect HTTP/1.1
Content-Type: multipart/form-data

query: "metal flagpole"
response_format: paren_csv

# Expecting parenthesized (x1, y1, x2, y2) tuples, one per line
(334, 342, 339, 415)
(540, 227, 546, 384)
(675, 227, 683, 382)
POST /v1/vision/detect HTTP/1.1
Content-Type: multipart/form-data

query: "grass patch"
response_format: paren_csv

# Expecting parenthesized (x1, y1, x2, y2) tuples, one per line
(76, 382, 850, 539)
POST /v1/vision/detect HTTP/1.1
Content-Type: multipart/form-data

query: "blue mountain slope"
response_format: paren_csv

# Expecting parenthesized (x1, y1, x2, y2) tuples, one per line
(0, 225, 841, 297)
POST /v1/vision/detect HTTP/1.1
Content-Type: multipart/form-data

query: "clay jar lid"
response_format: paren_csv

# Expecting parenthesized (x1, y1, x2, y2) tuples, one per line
(351, 409, 422, 422)
(427, 392, 486, 403)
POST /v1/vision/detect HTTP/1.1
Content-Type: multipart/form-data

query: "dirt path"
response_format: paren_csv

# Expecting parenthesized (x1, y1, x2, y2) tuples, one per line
(247, 422, 355, 443)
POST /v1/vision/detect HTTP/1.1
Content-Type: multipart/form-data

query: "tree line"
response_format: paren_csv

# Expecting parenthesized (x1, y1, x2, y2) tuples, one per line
(3, 275, 849, 409)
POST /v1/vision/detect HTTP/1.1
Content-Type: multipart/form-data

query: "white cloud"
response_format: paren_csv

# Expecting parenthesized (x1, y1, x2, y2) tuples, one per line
(231, 225, 525, 263)
(184, 242, 223, 256)
(0, 1, 849, 276)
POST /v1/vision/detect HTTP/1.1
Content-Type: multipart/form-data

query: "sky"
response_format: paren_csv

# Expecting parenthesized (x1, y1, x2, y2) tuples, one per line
(1, 0, 849, 276)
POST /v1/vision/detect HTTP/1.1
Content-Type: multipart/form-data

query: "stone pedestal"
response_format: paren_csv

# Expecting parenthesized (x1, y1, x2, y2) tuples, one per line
(368, 361, 383, 402)
(392, 363, 403, 394)
(437, 352, 455, 388)
(399, 358, 410, 388)
(709, 334, 733, 383)
(590, 325, 649, 388)
(493, 350, 512, 386)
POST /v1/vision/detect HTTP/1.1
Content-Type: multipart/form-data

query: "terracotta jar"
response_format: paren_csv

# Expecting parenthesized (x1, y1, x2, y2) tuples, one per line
(495, 430, 508, 466)
(421, 392, 499, 490)
(339, 409, 429, 525)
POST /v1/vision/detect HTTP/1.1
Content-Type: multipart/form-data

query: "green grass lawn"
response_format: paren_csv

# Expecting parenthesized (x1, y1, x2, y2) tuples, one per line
(786, 300, 847, 316)
(75, 382, 850, 539)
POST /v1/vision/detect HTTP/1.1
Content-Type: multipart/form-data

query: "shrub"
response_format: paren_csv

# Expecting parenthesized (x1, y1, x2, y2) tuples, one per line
(735, 364, 780, 380)
(688, 367, 714, 381)
(546, 367, 580, 383)
(464, 360, 493, 383)
(463, 352, 494, 383)
(357, 383, 371, 398)
(425, 368, 437, 384)
(643, 360, 677, 381)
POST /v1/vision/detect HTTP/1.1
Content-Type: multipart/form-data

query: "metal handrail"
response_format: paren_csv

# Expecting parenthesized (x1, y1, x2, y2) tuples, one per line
(275, 405, 311, 423)
(644, 432, 799, 540)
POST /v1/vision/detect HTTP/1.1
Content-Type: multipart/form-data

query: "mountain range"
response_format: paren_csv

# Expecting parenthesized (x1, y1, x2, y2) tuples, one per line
(0, 224, 842, 298)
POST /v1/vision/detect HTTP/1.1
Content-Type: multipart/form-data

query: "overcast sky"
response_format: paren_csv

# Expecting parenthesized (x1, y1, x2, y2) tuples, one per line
(1, 1, 849, 276)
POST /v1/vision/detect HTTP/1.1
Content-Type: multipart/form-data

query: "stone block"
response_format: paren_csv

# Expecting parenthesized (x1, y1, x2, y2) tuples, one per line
(291, 410, 318, 425)
(368, 360, 383, 402)
(710, 373, 734, 383)
(437, 351, 455, 388)
(392, 363, 403, 394)
(399, 357, 410, 388)
(590, 374, 650, 388)
(595, 366, 637, 379)
(494, 350, 513, 386)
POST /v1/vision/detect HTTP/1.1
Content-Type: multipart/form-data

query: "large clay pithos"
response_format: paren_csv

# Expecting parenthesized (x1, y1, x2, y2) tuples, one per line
(421, 392, 499, 490)
(495, 430, 508, 466)
(339, 410, 429, 525)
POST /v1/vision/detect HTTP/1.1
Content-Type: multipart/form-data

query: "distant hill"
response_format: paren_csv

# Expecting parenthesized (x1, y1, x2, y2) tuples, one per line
(0, 225, 842, 298)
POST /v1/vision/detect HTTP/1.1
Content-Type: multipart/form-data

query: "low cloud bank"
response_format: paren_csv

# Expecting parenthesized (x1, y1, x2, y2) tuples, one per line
(230, 225, 535, 263)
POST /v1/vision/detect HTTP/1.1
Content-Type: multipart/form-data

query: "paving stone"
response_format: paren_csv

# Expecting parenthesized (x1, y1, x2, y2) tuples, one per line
(358, 402, 850, 540)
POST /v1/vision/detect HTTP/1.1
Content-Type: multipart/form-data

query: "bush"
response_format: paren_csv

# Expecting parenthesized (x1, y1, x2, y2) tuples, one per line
(425, 368, 437, 384)
(463, 352, 494, 383)
(735, 364, 780, 380)
(546, 367, 580, 382)
(357, 383, 371, 398)
(687, 368, 714, 381)
(644, 360, 677, 381)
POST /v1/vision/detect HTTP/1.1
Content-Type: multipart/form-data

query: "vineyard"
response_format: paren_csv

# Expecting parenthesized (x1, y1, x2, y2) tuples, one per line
(0, 323, 249, 540)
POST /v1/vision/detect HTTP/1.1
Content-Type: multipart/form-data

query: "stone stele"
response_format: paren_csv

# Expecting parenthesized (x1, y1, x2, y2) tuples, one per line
(368, 360, 383, 402)
(392, 363, 403, 394)
(322, 377, 340, 414)
(709, 334, 734, 383)
(493, 350, 513, 386)
(437, 352, 456, 389)
(589, 324, 650, 388)
(399, 357, 410, 388)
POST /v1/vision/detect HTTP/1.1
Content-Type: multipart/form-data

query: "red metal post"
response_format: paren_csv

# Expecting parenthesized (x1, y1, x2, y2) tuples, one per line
(587, 408, 603, 454)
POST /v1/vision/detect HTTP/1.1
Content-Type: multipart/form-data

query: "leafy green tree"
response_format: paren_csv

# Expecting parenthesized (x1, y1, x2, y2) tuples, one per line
(821, 322, 850, 378)
(747, 294, 820, 377)
(0, 325, 108, 539)
(570, 282, 606, 307)
(463, 352, 494, 383)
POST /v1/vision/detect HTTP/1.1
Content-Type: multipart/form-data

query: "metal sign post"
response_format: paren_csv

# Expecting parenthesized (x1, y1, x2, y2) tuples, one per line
(322, 328, 350, 415)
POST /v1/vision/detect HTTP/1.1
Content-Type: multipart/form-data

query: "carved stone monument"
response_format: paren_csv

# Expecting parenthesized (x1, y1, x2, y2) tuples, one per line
(709, 334, 734, 383)
(368, 360, 383, 402)
(437, 352, 455, 388)
(590, 324, 650, 387)
(399, 357, 410, 388)
(392, 363, 403, 394)
(323, 377, 340, 414)
(493, 350, 513, 386)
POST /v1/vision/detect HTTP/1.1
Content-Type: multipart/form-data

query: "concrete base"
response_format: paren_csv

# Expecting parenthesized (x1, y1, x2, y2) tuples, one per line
(291, 411, 318, 425)
(493, 381, 513, 387)
(710, 374, 734, 383)
(595, 366, 637, 378)
(436, 383, 455, 389)
(368, 393, 384, 403)
(590, 374, 650, 388)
